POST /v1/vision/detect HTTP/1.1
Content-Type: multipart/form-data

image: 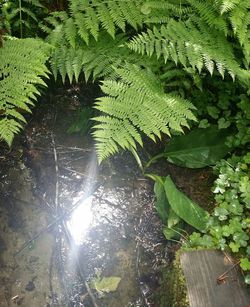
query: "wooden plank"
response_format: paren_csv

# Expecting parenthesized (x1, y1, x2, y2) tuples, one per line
(180, 250, 250, 307)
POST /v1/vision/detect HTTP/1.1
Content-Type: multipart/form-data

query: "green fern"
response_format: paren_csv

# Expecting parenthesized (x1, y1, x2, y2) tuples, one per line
(127, 19, 248, 81)
(187, 0, 228, 33)
(70, 0, 144, 42)
(217, 0, 241, 14)
(1, 0, 45, 37)
(0, 38, 50, 146)
(40, 0, 249, 163)
(141, 1, 192, 24)
(49, 32, 159, 83)
(42, 0, 145, 46)
(227, 1, 250, 64)
(92, 64, 196, 162)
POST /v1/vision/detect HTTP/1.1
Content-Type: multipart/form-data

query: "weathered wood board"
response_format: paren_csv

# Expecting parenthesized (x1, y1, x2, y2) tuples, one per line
(180, 250, 250, 307)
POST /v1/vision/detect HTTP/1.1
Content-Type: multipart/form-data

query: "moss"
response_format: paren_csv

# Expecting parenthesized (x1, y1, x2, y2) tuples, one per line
(154, 250, 189, 307)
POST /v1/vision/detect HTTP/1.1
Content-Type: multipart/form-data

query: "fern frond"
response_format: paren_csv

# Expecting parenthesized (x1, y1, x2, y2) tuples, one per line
(128, 19, 245, 80)
(141, 1, 192, 24)
(187, 0, 228, 33)
(64, 17, 77, 48)
(24, 0, 45, 8)
(70, 0, 144, 41)
(49, 32, 159, 83)
(0, 118, 22, 147)
(0, 38, 50, 145)
(228, 1, 250, 64)
(216, 0, 241, 14)
(92, 64, 196, 162)
(2, 0, 44, 37)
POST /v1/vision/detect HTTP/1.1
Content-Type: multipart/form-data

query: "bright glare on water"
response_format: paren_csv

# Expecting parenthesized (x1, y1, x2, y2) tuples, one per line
(67, 196, 94, 245)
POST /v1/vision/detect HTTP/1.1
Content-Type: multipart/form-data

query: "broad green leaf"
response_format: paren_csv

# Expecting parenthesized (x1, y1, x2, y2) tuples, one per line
(153, 176, 169, 222)
(163, 226, 179, 240)
(164, 126, 232, 168)
(198, 119, 210, 128)
(167, 208, 180, 228)
(164, 176, 209, 231)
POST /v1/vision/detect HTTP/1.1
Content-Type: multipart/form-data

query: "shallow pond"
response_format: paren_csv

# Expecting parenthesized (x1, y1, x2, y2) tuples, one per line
(0, 84, 214, 307)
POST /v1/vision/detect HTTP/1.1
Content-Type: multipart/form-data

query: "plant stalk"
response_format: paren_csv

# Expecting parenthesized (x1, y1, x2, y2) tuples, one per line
(19, 0, 23, 38)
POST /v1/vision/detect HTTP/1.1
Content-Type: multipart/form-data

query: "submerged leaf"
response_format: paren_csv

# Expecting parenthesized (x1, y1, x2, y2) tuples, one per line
(90, 275, 121, 294)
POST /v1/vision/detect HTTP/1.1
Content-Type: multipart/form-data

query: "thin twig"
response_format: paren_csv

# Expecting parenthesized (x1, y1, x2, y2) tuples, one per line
(57, 145, 93, 152)
(60, 165, 100, 180)
(51, 133, 59, 212)
(49, 243, 55, 302)
(85, 281, 99, 307)
(217, 260, 240, 283)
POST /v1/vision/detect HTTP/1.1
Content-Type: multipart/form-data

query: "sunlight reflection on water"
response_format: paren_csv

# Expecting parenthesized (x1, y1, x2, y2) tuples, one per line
(67, 196, 94, 245)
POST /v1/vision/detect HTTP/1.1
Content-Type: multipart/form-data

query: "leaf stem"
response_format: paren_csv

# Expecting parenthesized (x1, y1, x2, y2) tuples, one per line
(19, 0, 23, 38)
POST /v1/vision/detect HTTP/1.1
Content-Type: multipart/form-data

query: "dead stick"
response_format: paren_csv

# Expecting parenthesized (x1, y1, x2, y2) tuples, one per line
(85, 281, 99, 307)
(217, 260, 240, 281)
(51, 133, 59, 212)
(60, 165, 100, 180)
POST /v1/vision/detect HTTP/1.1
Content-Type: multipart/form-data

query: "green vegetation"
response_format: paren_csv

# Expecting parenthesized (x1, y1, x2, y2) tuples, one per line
(149, 174, 208, 239)
(1, 0, 249, 156)
(154, 251, 188, 307)
(145, 125, 232, 169)
(1, 0, 46, 38)
(67, 106, 93, 135)
(0, 0, 249, 293)
(93, 64, 195, 161)
(0, 38, 50, 145)
(186, 154, 250, 282)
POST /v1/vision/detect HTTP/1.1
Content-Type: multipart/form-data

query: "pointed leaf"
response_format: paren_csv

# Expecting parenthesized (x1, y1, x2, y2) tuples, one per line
(164, 176, 209, 231)
(164, 126, 232, 168)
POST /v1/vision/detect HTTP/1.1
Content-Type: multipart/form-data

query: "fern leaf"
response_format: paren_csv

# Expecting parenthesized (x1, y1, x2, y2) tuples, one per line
(219, 0, 240, 14)
(107, 2, 126, 32)
(70, 0, 144, 40)
(187, 0, 228, 33)
(0, 118, 22, 147)
(128, 19, 244, 79)
(93, 64, 196, 162)
(97, 3, 116, 38)
(0, 38, 50, 146)
(65, 18, 77, 48)
(141, 1, 192, 24)
(49, 32, 159, 83)
(74, 13, 90, 44)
